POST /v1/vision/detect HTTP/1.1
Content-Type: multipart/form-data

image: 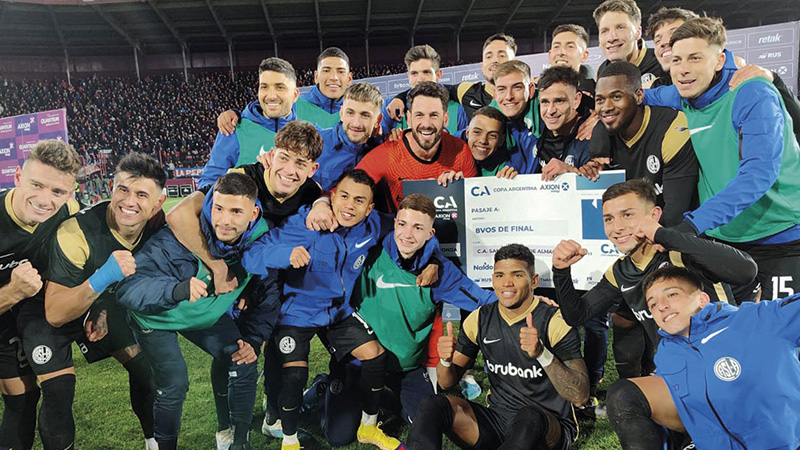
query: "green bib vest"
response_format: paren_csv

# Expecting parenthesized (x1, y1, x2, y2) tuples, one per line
(397, 100, 462, 135)
(355, 248, 435, 373)
(295, 97, 341, 129)
(477, 146, 510, 176)
(490, 96, 541, 150)
(131, 220, 270, 331)
(235, 119, 277, 168)
(681, 77, 800, 242)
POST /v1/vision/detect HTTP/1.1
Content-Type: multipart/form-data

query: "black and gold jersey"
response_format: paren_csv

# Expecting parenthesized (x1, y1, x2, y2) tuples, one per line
(456, 82, 495, 121)
(598, 40, 665, 86)
(457, 297, 582, 437)
(201, 162, 322, 228)
(48, 201, 164, 296)
(0, 188, 80, 292)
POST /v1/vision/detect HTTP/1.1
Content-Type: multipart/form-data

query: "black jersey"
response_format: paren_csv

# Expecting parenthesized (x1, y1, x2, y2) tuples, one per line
(206, 163, 321, 228)
(455, 82, 495, 121)
(457, 298, 582, 438)
(0, 188, 80, 292)
(597, 39, 665, 86)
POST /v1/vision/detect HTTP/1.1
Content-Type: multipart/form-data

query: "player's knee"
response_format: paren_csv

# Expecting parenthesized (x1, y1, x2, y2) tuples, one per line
(512, 405, 548, 441)
(353, 340, 384, 361)
(415, 395, 454, 428)
(227, 358, 258, 383)
(359, 351, 387, 375)
(607, 379, 651, 423)
(112, 344, 140, 364)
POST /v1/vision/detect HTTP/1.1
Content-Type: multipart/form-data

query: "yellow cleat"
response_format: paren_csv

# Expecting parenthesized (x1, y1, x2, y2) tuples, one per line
(357, 422, 401, 450)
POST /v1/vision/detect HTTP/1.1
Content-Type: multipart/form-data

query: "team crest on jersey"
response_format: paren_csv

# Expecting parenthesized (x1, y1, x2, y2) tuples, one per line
(714, 357, 741, 381)
(353, 255, 366, 270)
(564, 155, 574, 166)
(329, 379, 344, 395)
(646, 155, 661, 174)
(641, 73, 657, 86)
(279, 336, 296, 354)
(31, 345, 52, 365)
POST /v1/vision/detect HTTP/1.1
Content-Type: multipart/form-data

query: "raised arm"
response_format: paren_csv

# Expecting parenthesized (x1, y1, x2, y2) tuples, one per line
(242, 211, 316, 275)
(642, 84, 684, 110)
(199, 132, 239, 188)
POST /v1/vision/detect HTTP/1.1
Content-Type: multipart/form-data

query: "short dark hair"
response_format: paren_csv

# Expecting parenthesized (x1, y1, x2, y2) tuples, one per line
(645, 7, 698, 39)
(552, 24, 590, 48)
(336, 169, 376, 199)
(214, 172, 258, 201)
(258, 57, 297, 84)
(405, 45, 441, 72)
(642, 265, 704, 298)
(670, 16, 727, 49)
(472, 106, 507, 130)
(317, 47, 350, 69)
(483, 33, 517, 54)
(408, 81, 449, 112)
(115, 152, 167, 189)
(398, 194, 436, 220)
(494, 244, 536, 277)
(602, 178, 658, 206)
(598, 61, 642, 94)
(538, 66, 580, 92)
(593, 0, 642, 27)
(274, 121, 323, 161)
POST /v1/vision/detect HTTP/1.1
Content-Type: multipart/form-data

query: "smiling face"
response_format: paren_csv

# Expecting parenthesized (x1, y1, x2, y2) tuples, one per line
(109, 172, 166, 228)
(257, 70, 299, 119)
(482, 40, 515, 83)
(653, 19, 685, 72)
(340, 98, 381, 144)
(407, 95, 447, 152)
(394, 208, 435, 259)
(492, 258, 539, 312)
(210, 193, 259, 244)
(670, 37, 726, 100)
(646, 278, 709, 337)
(494, 71, 534, 120)
(12, 160, 75, 226)
(266, 148, 319, 198)
(549, 31, 589, 71)
(539, 82, 581, 133)
(315, 56, 353, 100)
(598, 11, 641, 62)
(466, 114, 503, 161)
(407, 59, 442, 88)
(602, 192, 660, 255)
(595, 75, 642, 135)
(331, 177, 374, 227)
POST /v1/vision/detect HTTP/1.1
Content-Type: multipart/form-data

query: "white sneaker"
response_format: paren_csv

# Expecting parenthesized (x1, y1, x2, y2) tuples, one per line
(216, 428, 233, 450)
(145, 437, 158, 450)
(262, 416, 283, 438)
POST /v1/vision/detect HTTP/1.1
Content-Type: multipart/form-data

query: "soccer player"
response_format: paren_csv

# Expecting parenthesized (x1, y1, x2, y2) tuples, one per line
(644, 17, 800, 300)
(549, 24, 596, 95)
(116, 172, 280, 450)
(607, 265, 800, 450)
(461, 106, 511, 177)
(41, 153, 166, 450)
(241, 170, 401, 450)
(0, 140, 81, 450)
(317, 194, 496, 446)
(380, 45, 468, 135)
(593, 0, 664, 87)
(200, 57, 299, 187)
(551, 179, 757, 379)
(406, 244, 589, 450)
(295, 47, 354, 128)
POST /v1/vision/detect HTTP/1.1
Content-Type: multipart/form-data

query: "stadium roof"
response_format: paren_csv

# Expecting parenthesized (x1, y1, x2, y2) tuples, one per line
(0, 0, 797, 58)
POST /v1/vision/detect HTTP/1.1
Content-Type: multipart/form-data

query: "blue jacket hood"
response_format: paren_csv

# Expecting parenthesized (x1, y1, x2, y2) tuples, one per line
(300, 85, 343, 114)
(200, 187, 264, 260)
(242, 99, 296, 131)
(657, 301, 738, 341)
(685, 49, 738, 110)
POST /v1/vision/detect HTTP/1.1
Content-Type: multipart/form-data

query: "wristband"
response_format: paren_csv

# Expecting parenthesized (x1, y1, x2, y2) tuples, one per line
(88, 254, 126, 293)
(536, 344, 554, 368)
(439, 358, 452, 368)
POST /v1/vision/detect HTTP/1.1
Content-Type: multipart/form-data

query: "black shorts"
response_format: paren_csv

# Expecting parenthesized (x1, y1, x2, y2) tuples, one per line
(16, 297, 138, 375)
(727, 239, 800, 301)
(273, 313, 378, 364)
(469, 401, 572, 450)
(0, 310, 32, 379)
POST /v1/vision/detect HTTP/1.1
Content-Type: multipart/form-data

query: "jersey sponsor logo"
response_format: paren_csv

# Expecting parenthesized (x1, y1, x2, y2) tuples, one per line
(482, 337, 501, 344)
(620, 284, 636, 292)
(31, 345, 52, 365)
(279, 336, 296, 354)
(376, 275, 415, 289)
(646, 155, 661, 174)
(714, 357, 741, 381)
(701, 326, 729, 344)
(486, 359, 544, 379)
(355, 237, 372, 249)
(469, 100, 482, 108)
(353, 254, 366, 270)
(633, 309, 653, 322)
(0, 257, 29, 272)
(688, 124, 714, 135)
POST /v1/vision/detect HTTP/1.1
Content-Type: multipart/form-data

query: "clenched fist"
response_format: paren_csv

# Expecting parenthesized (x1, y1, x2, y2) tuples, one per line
(9, 262, 43, 301)
(111, 250, 136, 277)
(552, 240, 588, 270)
(290, 247, 311, 268)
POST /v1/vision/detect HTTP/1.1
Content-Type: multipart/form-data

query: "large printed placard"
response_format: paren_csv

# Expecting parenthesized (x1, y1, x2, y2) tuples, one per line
(0, 109, 68, 188)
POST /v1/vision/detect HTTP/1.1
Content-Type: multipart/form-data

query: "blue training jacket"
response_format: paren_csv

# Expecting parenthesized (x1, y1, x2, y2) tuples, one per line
(242, 205, 394, 328)
(315, 123, 382, 191)
(505, 101, 542, 175)
(200, 100, 297, 188)
(116, 190, 280, 345)
(655, 296, 800, 450)
(298, 85, 344, 114)
(643, 49, 800, 244)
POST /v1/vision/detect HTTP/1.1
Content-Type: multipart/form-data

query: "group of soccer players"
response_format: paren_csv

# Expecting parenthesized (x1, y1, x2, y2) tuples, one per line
(2, 0, 800, 449)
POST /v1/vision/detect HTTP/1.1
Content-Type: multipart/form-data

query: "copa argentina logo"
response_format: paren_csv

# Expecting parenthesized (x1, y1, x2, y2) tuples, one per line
(486, 360, 544, 379)
(600, 243, 620, 256)
(471, 186, 491, 197)
(434, 195, 458, 209)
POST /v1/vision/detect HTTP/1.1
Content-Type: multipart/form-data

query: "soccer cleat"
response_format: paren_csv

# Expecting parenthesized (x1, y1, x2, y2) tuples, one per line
(261, 417, 283, 438)
(357, 422, 401, 450)
(145, 437, 158, 450)
(575, 396, 599, 420)
(215, 428, 233, 450)
(459, 374, 482, 400)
